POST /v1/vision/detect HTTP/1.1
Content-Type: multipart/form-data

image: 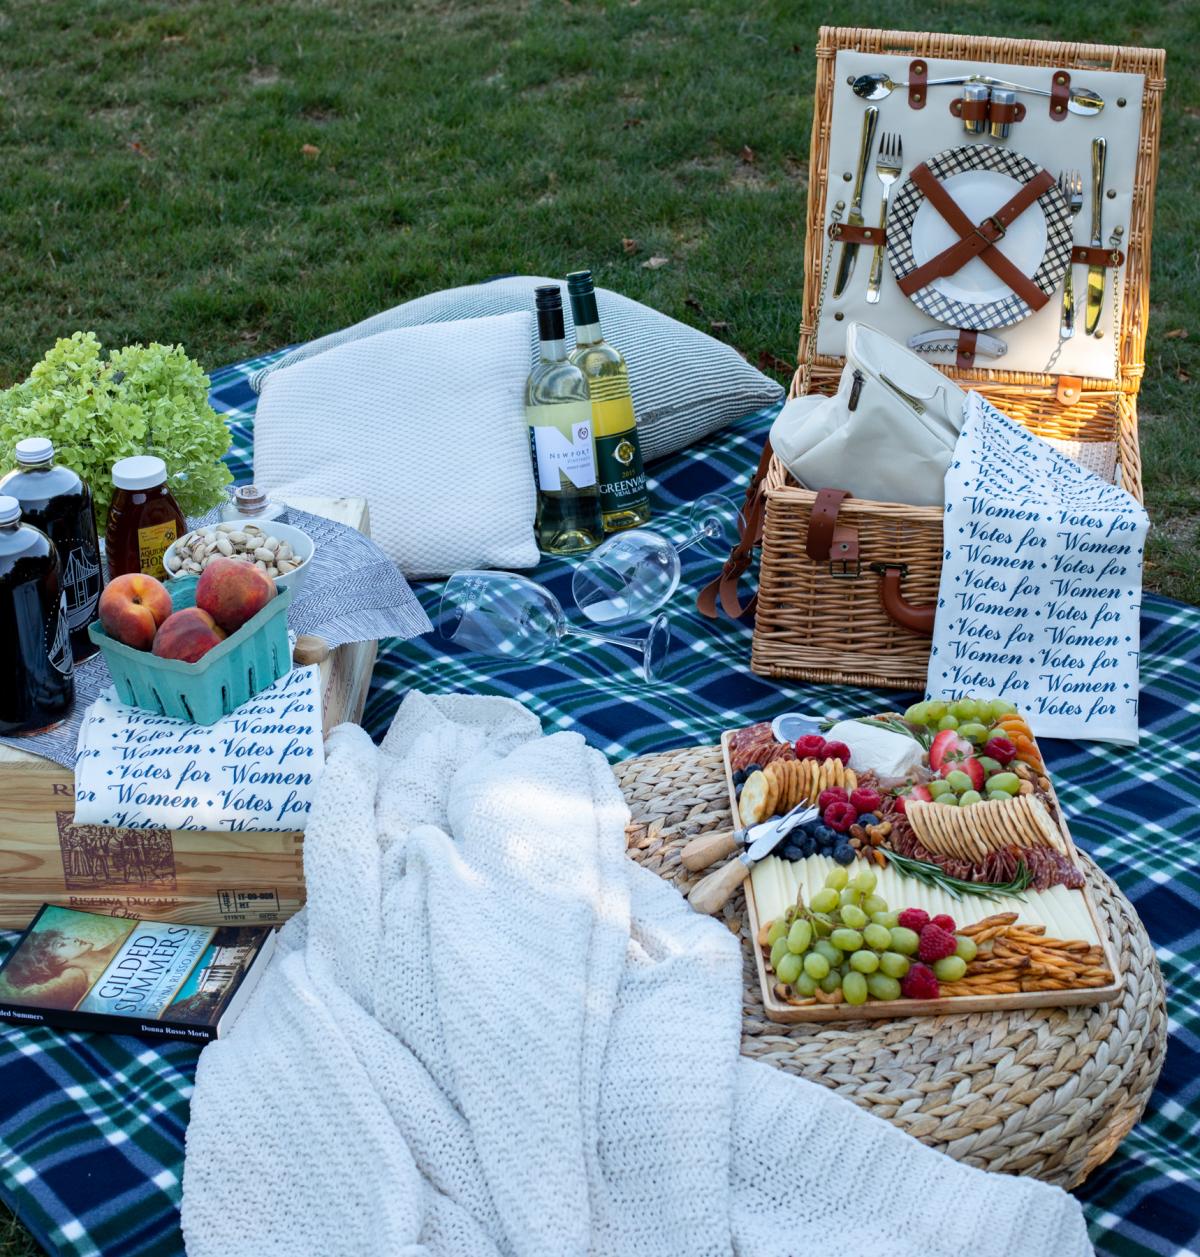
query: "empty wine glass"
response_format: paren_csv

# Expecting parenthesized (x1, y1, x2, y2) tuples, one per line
(440, 570, 671, 683)
(572, 492, 742, 625)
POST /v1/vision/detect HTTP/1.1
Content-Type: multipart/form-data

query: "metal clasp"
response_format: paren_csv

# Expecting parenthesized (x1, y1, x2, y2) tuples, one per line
(973, 214, 1006, 245)
(829, 541, 861, 578)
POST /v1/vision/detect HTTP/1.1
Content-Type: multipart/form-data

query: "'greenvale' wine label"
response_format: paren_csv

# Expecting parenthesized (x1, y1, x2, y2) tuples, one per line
(590, 393, 648, 515)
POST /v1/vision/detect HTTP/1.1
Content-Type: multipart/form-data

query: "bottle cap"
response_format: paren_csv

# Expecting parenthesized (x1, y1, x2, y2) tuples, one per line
(112, 455, 168, 491)
(0, 495, 21, 526)
(566, 270, 594, 296)
(15, 437, 54, 465)
(534, 285, 563, 311)
(232, 484, 268, 515)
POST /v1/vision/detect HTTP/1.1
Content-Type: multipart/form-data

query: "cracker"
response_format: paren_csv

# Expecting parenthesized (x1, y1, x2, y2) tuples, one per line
(739, 770, 771, 825)
(804, 759, 818, 804)
(845, 768, 858, 791)
(906, 800, 938, 851)
(1024, 795, 1065, 852)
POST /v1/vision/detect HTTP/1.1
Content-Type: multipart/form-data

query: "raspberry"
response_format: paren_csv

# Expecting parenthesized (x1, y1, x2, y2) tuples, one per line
(900, 963, 939, 1000)
(931, 914, 957, 933)
(849, 786, 882, 815)
(818, 786, 849, 811)
(820, 740, 852, 764)
(794, 734, 826, 759)
(918, 923, 958, 962)
(897, 908, 929, 932)
(823, 801, 857, 833)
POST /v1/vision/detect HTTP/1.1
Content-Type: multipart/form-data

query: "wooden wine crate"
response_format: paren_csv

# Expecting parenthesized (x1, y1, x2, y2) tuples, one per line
(0, 497, 377, 930)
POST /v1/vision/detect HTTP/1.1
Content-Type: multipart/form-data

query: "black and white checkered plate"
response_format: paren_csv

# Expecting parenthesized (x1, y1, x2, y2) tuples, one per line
(888, 144, 1073, 331)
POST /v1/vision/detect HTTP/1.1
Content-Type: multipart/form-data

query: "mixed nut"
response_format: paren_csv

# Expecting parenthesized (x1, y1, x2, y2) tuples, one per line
(165, 523, 306, 580)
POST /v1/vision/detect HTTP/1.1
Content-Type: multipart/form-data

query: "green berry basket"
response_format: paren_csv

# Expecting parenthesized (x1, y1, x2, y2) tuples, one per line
(88, 574, 294, 726)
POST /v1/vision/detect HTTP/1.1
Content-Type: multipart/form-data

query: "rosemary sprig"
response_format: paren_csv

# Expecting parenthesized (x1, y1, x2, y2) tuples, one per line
(880, 848, 1033, 902)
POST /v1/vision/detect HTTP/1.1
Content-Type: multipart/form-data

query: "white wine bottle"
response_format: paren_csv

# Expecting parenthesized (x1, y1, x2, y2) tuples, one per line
(526, 286, 605, 555)
(566, 270, 650, 532)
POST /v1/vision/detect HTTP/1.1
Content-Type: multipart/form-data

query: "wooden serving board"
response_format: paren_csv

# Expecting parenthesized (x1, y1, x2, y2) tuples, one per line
(0, 497, 377, 931)
(722, 731, 1122, 1023)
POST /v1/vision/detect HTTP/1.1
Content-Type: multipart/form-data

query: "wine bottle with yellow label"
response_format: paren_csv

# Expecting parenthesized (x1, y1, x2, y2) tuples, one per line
(566, 270, 650, 532)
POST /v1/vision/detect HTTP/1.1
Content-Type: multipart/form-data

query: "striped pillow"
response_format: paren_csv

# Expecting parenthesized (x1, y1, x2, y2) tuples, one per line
(252, 277, 783, 463)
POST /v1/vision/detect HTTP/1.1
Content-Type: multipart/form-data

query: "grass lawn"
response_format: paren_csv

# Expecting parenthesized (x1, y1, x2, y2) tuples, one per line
(0, 0, 1196, 1252)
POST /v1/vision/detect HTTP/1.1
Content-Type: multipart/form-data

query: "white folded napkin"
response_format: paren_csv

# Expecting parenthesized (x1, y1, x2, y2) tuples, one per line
(74, 666, 325, 831)
(928, 393, 1148, 745)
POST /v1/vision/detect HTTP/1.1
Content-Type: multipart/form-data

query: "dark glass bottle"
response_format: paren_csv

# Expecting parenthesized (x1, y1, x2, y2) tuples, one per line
(0, 437, 102, 662)
(0, 495, 75, 736)
(105, 455, 187, 580)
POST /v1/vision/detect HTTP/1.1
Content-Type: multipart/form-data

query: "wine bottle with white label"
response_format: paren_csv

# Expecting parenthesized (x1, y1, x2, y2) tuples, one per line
(526, 286, 605, 555)
(566, 270, 650, 532)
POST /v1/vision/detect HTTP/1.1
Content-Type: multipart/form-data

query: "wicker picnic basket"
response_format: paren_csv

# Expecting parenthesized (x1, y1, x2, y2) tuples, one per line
(746, 28, 1166, 690)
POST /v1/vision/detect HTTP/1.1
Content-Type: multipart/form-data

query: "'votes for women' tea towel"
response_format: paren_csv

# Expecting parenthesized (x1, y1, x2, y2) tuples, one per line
(928, 392, 1149, 745)
(74, 666, 324, 831)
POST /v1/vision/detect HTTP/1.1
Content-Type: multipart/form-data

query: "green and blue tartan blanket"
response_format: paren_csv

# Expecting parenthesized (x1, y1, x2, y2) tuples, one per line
(0, 350, 1196, 1257)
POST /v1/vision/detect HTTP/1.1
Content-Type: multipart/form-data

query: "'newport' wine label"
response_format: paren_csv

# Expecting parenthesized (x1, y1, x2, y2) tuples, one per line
(927, 392, 1149, 746)
(73, 665, 326, 831)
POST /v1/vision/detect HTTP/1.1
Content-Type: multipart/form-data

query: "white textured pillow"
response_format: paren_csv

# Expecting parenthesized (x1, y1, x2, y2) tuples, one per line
(253, 313, 538, 578)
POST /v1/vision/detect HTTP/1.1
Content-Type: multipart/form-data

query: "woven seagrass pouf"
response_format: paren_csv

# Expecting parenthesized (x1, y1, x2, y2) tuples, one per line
(615, 744, 1166, 1189)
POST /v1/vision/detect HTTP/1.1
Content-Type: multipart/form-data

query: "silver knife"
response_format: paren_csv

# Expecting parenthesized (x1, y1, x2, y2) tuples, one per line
(833, 106, 879, 298)
(908, 330, 1008, 360)
(680, 800, 816, 872)
(686, 804, 819, 914)
(1085, 137, 1107, 336)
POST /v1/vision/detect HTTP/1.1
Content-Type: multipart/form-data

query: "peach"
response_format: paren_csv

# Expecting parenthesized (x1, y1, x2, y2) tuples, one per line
(98, 573, 174, 651)
(151, 607, 227, 663)
(195, 557, 276, 634)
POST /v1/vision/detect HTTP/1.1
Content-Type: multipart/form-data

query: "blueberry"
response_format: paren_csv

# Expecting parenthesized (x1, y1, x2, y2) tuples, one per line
(858, 813, 880, 827)
(814, 824, 837, 845)
(743, 763, 763, 776)
(732, 769, 747, 787)
(832, 844, 856, 866)
(797, 834, 816, 859)
(780, 843, 806, 862)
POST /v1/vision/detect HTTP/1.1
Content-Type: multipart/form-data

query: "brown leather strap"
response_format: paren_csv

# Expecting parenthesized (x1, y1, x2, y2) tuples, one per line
(897, 163, 1055, 310)
(876, 565, 936, 635)
(990, 99, 1026, 124)
(696, 438, 774, 620)
(828, 222, 886, 246)
(953, 95, 989, 123)
(804, 488, 859, 576)
(956, 328, 979, 371)
(1049, 70, 1071, 121)
(1072, 244, 1125, 268)
(1056, 376, 1083, 406)
(908, 59, 928, 109)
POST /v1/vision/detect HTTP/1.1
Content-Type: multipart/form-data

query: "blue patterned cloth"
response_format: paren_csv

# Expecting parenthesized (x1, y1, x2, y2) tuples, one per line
(0, 351, 1196, 1257)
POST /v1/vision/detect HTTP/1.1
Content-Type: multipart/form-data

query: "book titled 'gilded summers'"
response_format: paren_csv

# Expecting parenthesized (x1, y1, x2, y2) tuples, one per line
(0, 904, 275, 1043)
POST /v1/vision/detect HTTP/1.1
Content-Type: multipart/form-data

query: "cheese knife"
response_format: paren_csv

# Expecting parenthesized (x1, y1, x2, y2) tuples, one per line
(686, 803, 818, 914)
(1085, 137, 1107, 336)
(833, 106, 880, 298)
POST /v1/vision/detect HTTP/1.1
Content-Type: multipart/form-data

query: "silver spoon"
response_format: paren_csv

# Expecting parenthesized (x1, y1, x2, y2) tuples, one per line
(851, 71, 1104, 116)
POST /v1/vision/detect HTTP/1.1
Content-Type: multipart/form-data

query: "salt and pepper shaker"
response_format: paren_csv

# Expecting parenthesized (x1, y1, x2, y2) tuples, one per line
(219, 484, 289, 524)
(962, 83, 990, 135)
(989, 88, 1017, 140)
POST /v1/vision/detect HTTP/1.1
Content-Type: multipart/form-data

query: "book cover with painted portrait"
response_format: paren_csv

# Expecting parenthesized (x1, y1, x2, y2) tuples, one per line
(0, 904, 275, 1043)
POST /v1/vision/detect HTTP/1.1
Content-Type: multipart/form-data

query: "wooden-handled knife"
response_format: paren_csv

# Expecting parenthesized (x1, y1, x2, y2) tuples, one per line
(833, 106, 880, 298)
(1085, 137, 1107, 336)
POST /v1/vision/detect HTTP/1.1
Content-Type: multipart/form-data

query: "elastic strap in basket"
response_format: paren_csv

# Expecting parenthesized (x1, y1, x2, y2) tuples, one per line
(696, 438, 775, 620)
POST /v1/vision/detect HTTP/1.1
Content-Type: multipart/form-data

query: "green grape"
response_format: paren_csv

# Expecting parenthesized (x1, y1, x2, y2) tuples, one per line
(937, 715, 960, 730)
(811, 888, 839, 914)
(871, 910, 900, 929)
(867, 973, 902, 1001)
(814, 939, 842, 967)
(925, 700, 949, 722)
(787, 919, 813, 954)
(954, 935, 978, 962)
(824, 866, 849, 892)
(851, 868, 877, 895)
(842, 971, 869, 1005)
(879, 951, 911, 979)
(839, 887, 863, 908)
(830, 927, 864, 952)
(819, 970, 843, 994)
(862, 894, 888, 917)
(958, 790, 982, 806)
(890, 926, 920, 955)
(803, 952, 830, 980)
(933, 955, 967, 982)
(776, 952, 804, 984)
(812, 913, 834, 937)
(944, 769, 973, 793)
(950, 697, 981, 721)
(863, 923, 893, 951)
(935, 794, 959, 807)
(849, 949, 879, 974)
(986, 772, 1021, 796)
(770, 938, 790, 971)
(927, 779, 953, 799)
(767, 919, 789, 946)
(839, 904, 868, 930)
(987, 697, 1018, 719)
(795, 972, 819, 996)
(978, 756, 1002, 775)
(904, 701, 930, 725)
(957, 722, 989, 745)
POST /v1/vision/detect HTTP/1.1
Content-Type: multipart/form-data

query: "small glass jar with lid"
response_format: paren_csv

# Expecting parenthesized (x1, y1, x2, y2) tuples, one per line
(105, 455, 187, 579)
(219, 484, 289, 524)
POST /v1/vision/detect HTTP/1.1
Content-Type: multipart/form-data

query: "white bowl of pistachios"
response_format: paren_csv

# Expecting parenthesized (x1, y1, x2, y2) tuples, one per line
(162, 520, 316, 594)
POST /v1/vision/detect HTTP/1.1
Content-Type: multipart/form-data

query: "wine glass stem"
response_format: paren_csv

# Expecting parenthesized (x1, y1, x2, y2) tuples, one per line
(673, 526, 712, 556)
(567, 626, 646, 655)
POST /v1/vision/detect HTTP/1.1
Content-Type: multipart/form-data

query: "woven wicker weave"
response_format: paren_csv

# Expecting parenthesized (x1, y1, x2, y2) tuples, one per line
(751, 27, 1165, 689)
(616, 742, 1166, 1187)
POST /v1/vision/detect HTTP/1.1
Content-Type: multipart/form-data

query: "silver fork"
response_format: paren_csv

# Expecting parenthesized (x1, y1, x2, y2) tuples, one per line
(866, 133, 902, 304)
(1058, 170, 1084, 339)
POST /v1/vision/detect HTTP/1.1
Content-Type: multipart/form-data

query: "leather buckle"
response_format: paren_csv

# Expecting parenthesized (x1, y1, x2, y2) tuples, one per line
(973, 215, 1006, 246)
(828, 558, 861, 578)
(869, 562, 908, 577)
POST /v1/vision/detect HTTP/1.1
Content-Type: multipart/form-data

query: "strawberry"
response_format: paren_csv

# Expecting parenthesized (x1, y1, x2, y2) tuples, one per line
(983, 736, 1017, 765)
(928, 728, 971, 771)
(939, 756, 984, 790)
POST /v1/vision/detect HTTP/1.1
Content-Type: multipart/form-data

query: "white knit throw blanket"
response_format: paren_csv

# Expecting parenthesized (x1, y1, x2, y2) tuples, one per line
(181, 693, 1093, 1256)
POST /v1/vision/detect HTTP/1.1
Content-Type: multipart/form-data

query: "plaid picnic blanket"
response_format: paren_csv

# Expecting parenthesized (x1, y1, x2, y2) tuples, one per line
(0, 350, 1196, 1257)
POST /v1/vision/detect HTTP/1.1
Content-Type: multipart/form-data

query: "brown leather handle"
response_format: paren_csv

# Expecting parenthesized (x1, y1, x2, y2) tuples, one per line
(697, 438, 774, 620)
(875, 564, 936, 636)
